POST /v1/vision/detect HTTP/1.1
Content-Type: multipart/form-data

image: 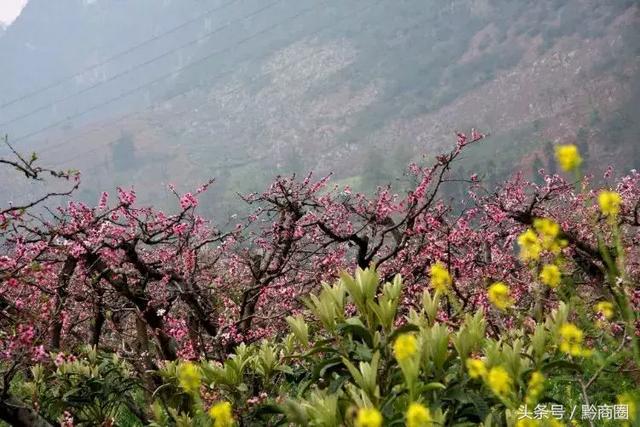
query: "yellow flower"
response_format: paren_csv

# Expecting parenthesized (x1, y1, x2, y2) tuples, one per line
(598, 190, 622, 218)
(533, 218, 560, 240)
(533, 218, 566, 254)
(548, 238, 568, 255)
(559, 323, 590, 357)
(595, 301, 614, 320)
(487, 282, 513, 310)
(617, 393, 637, 421)
(406, 402, 432, 427)
(394, 334, 418, 362)
(177, 361, 201, 393)
(208, 401, 234, 427)
(539, 264, 562, 288)
(528, 371, 544, 389)
(525, 371, 545, 406)
(430, 262, 451, 293)
(515, 419, 539, 427)
(487, 366, 512, 397)
(517, 229, 542, 262)
(555, 144, 582, 172)
(355, 407, 383, 427)
(466, 358, 487, 379)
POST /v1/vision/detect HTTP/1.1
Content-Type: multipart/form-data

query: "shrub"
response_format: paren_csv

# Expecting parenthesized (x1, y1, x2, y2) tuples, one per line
(150, 263, 639, 426)
(1, 138, 639, 426)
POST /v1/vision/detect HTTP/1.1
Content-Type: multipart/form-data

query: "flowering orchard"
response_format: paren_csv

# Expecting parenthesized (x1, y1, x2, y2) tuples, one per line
(0, 133, 639, 426)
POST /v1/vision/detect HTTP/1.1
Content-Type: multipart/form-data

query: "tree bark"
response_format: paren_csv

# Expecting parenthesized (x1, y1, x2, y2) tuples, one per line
(91, 303, 105, 347)
(238, 286, 261, 336)
(0, 395, 53, 427)
(85, 253, 178, 360)
(49, 256, 77, 349)
(122, 243, 219, 338)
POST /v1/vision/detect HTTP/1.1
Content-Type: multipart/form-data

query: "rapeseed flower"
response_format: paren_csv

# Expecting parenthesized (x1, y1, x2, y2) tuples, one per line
(595, 301, 614, 320)
(517, 229, 542, 262)
(555, 144, 582, 172)
(617, 393, 637, 422)
(177, 361, 201, 393)
(533, 218, 560, 240)
(548, 238, 568, 255)
(466, 358, 487, 379)
(539, 264, 561, 288)
(355, 407, 383, 427)
(525, 371, 545, 406)
(487, 282, 513, 310)
(406, 402, 432, 427)
(533, 218, 567, 254)
(559, 323, 590, 357)
(487, 366, 512, 397)
(598, 190, 622, 218)
(394, 334, 418, 362)
(515, 419, 539, 427)
(430, 262, 451, 293)
(208, 401, 234, 427)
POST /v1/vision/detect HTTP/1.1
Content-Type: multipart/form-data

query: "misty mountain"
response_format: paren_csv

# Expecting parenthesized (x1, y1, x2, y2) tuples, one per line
(1, 0, 639, 217)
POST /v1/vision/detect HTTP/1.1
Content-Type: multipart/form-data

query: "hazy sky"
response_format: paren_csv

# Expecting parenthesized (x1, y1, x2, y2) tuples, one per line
(0, 0, 28, 25)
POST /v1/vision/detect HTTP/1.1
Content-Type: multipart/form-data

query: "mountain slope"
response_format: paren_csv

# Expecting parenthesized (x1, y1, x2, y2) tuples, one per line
(1, 0, 638, 217)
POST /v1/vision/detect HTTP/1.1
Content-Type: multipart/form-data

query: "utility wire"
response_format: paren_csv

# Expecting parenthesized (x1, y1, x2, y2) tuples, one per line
(47, 0, 391, 168)
(0, 0, 240, 110)
(0, 0, 284, 129)
(8, 0, 323, 145)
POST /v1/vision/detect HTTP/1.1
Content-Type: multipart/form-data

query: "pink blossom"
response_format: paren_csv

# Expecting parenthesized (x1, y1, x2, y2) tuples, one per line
(179, 192, 199, 210)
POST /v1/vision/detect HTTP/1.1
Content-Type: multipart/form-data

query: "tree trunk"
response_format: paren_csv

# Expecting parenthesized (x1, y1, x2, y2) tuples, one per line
(91, 303, 105, 347)
(86, 253, 178, 360)
(0, 395, 53, 427)
(49, 257, 77, 349)
(237, 286, 261, 336)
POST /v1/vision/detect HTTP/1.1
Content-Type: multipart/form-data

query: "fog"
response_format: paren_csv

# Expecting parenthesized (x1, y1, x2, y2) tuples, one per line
(1, 0, 639, 217)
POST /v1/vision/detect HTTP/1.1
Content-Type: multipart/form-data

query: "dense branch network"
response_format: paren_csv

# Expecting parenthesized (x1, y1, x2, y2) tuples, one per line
(0, 131, 639, 425)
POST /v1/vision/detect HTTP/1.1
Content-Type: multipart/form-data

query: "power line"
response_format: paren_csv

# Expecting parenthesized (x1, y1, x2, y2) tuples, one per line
(52, 1, 437, 171)
(9, 0, 315, 145)
(48, 0, 389, 168)
(0, 0, 240, 111)
(0, 0, 285, 129)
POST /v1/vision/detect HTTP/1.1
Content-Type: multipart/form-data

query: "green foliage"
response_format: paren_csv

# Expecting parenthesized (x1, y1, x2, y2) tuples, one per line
(17, 346, 144, 426)
(148, 266, 640, 426)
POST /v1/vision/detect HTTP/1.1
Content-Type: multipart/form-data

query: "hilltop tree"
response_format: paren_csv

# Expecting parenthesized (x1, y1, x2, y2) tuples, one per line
(111, 131, 137, 172)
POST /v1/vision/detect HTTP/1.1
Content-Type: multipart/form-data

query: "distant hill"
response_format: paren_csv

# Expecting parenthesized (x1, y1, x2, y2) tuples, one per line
(1, 0, 639, 217)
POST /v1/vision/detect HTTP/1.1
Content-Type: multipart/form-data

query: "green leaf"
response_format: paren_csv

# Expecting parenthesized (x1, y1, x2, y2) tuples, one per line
(311, 357, 344, 380)
(299, 345, 341, 358)
(467, 391, 491, 421)
(421, 381, 446, 392)
(253, 403, 286, 417)
(541, 360, 582, 373)
(352, 342, 373, 361)
(337, 318, 374, 347)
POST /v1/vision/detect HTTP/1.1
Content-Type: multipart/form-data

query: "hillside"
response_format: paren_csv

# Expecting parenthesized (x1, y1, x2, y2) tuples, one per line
(0, 0, 638, 217)
(1, 4, 640, 424)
